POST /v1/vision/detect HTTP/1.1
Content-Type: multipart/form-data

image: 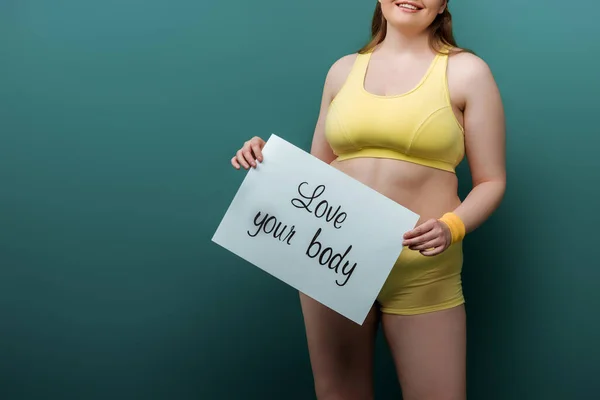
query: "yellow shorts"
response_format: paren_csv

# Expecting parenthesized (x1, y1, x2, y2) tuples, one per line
(377, 242, 464, 315)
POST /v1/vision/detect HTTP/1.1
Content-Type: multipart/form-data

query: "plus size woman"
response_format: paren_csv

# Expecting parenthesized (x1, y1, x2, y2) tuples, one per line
(231, 1, 506, 399)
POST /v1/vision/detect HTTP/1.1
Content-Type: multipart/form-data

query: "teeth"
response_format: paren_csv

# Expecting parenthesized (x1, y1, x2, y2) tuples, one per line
(398, 3, 418, 10)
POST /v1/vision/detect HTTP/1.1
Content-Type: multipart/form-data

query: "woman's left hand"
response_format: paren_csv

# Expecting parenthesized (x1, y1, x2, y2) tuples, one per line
(402, 219, 452, 256)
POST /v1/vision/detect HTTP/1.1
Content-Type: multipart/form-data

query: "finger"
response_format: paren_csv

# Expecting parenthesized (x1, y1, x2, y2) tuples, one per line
(231, 156, 240, 169)
(236, 150, 250, 169)
(403, 219, 436, 239)
(421, 246, 445, 257)
(403, 229, 439, 247)
(251, 143, 263, 163)
(409, 238, 443, 251)
(242, 148, 257, 168)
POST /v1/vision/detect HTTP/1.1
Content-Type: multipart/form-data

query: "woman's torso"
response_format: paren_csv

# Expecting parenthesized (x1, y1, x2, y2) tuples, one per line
(324, 47, 467, 223)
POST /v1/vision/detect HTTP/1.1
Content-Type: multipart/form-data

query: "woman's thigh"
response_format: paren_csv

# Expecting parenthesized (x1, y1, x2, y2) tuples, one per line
(382, 305, 467, 400)
(299, 293, 379, 400)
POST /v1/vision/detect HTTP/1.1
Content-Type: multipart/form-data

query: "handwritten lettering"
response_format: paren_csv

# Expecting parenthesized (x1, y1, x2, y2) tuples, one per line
(290, 182, 347, 229)
(243, 180, 360, 288)
(305, 228, 357, 287)
(247, 211, 296, 245)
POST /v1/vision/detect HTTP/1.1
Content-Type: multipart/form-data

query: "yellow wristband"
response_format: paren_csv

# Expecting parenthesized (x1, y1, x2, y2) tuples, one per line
(439, 212, 466, 244)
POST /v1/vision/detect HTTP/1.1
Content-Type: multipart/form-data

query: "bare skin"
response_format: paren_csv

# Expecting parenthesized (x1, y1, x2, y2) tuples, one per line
(231, 1, 506, 398)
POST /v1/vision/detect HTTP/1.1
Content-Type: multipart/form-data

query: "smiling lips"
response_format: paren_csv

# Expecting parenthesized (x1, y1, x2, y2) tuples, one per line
(395, 1, 423, 12)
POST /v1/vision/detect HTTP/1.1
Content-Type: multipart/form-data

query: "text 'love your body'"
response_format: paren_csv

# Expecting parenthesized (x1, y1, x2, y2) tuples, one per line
(246, 181, 357, 287)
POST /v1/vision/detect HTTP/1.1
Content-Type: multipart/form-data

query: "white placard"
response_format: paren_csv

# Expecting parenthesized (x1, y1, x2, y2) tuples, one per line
(212, 134, 420, 325)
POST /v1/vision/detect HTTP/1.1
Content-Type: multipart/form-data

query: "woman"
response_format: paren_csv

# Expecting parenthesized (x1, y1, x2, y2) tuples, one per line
(231, 1, 505, 399)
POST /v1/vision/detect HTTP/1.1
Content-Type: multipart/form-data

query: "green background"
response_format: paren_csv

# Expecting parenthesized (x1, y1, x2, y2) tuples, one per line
(1, 0, 598, 399)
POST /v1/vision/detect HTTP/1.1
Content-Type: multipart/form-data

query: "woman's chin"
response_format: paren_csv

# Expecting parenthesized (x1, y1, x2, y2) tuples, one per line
(387, 17, 426, 32)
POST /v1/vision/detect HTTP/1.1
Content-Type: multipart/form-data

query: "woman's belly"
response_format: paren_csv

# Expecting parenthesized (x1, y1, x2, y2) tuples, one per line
(329, 157, 461, 224)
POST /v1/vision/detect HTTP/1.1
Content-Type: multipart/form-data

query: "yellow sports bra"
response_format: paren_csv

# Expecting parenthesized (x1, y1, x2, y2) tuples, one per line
(324, 50, 465, 173)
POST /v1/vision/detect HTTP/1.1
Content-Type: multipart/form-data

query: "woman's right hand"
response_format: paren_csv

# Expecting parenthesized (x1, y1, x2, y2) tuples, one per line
(231, 136, 265, 170)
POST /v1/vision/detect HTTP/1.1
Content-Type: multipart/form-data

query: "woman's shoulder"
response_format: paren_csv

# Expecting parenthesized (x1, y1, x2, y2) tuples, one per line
(446, 48, 502, 114)
(329, 53, 360, 69)
(447, 48, 495, 84)
(326, 53, 359, 80)
(323, 53, 360, 94)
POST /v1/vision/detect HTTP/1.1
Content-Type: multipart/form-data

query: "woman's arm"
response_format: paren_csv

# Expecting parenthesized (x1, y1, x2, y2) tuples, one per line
(452, 55, 506, 233)
(403, 54, 506, 255)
